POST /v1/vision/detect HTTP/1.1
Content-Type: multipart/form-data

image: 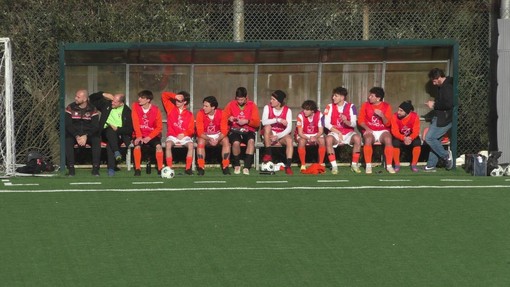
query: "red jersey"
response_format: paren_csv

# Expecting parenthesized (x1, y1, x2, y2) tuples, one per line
(221, 99, 260, 133)
(324, 102, 355, 135)
(131, 103, 163, 139)
(196, 108, 226, 136)
(391, 111, 420, 141)
(296, 110, 321, 135)
(162, 91, 194, 137)
(267, 105, 289, 133)
(358, 101, 392, 131)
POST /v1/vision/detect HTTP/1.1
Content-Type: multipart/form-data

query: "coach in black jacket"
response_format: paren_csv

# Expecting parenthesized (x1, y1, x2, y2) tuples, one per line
(65, 89, 101, 176)
(89, 91, 133, 176)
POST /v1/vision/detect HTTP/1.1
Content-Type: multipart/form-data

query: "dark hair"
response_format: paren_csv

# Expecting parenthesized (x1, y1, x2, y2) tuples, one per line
(236, 87, 248, 98)
(428, 68, 446, 80)
(301, 100, 318, 111)
(178, 91, 191, 105)
(203, 96, 218, 109)
(369, 87, 385, 100)
(332, 86, 348, 97)
(137, 90, 153, 101)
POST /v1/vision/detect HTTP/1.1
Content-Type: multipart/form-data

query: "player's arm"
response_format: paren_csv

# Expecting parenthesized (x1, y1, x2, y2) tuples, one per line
(390, 115, 404, 141)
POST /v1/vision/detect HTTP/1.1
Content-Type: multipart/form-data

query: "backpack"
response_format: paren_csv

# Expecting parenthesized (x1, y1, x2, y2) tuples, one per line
(16, 151, 55, 174)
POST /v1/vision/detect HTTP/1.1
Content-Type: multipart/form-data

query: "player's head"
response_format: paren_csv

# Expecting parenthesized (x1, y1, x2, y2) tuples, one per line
(428, 68, 446, 86)
(137, 90, 153, 101)
(203, 96, 218, 109)
(301, 100, 318, 111)
(331, 86, 348, 104)
(397, 100, 414, 118)
(271, 90, 286, 107)
(368, 87, 385, 102)
(177, 91, 191, 106)
(235, 87, 248, 106)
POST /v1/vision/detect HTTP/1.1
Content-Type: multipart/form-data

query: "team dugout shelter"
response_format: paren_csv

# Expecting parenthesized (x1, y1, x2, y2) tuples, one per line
(59, 40, 459, 170)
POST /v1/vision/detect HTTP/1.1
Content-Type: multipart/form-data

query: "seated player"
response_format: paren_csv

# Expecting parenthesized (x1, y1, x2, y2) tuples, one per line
(295, 100, 326, 171)
(391, 101, 421, 172)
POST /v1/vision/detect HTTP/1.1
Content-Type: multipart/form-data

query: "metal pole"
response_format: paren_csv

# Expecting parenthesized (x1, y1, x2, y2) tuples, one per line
(233, 0, 245, 42)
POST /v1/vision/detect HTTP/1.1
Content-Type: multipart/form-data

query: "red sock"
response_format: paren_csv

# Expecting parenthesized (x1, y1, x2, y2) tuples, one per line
(156, 150, 164, 170)
(363, 145, 373, 164)
(298, 147, 306, 166)
(166, 157, 173, 168)
(318, 146, 326, 164)
(222, 159, 230, 169)
(328, 153, 336, 163)
(134, 148, 141, 170)
(392, 147, 401, 166)
(185, 156, 193, 170)
(197, 158, 205, 169)
(412, 146, 422, 165)
(384, 146, 393, 166)
(352, 152, 360, 164)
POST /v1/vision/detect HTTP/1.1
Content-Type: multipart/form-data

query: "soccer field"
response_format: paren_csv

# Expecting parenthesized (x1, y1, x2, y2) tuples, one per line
(1, 168, 510, 286)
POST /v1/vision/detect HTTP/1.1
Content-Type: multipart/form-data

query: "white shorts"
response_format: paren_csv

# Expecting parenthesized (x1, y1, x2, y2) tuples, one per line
(166, 135, 193, 146)
(330, 131, 357, 148)
(363, 130, 390, 143)
(295, 133, 323, 144)
(205, 133, 220, 140)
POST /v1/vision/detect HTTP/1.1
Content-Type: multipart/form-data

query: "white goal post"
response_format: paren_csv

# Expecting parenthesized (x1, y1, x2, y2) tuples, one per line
(0, 37, 16, 176)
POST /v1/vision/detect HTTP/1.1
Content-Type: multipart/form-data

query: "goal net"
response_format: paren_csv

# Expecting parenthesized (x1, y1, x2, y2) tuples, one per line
(0, 38, 16, 176)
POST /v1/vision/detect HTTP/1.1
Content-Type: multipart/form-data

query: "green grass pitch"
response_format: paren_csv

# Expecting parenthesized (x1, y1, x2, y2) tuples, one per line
(1, 166, 510, 286)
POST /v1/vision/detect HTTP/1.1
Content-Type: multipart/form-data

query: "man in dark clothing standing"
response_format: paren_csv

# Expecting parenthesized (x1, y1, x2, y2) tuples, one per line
(65, 89, 101, 176)
(89, 91, 133, 176)
(423, 68, 454, 172)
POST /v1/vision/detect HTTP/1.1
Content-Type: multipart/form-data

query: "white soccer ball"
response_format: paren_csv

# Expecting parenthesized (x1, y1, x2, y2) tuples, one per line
(161, 166, 175, 179)
(504, 165, 510, 176)
(456, 154, 465, 166)
(261, 161, 275, 172)
(490, 165, 504, 177)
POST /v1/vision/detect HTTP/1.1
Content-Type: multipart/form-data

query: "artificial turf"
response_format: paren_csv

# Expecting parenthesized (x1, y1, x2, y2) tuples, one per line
(1, 168, 509, 286)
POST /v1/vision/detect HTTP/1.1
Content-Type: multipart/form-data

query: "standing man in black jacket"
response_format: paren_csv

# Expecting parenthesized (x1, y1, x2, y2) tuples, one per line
(89, 91, 133, 176)
(65, 89, 101, 176)
(423, 68, 454, 172)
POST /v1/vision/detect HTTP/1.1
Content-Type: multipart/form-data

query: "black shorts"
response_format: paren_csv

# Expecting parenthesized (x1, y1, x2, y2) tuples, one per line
(228, 130, 256, 145)
(135, 137, 162, 149)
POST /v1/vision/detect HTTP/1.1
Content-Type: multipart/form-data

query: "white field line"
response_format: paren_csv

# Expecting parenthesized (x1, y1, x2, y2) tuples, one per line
(132, 181, 164, 185)
(378, 179, 411, 182)
(4, 182, 39, 186)
(256, 181, 288, 184)
(317, 180, 349, 183)
(2, 185, 510, 193)
(69, 182, 102, 185)
(440, 179, 474, 182)
(193, 181, 226, 184)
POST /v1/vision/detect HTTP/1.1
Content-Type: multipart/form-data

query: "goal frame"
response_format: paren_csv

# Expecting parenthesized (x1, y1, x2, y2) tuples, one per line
(0, 37, 16, 176)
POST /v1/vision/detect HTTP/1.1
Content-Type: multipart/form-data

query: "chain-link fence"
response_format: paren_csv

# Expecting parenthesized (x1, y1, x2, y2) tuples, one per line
(0, 0, 494, 166)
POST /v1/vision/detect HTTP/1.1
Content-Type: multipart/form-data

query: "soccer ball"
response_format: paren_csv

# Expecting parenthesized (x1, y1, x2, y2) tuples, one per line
(490, 165, 504, 177)
(504, 165, 510, 176)
(161, 166, 175, 179)
(261, 161, 275, 172)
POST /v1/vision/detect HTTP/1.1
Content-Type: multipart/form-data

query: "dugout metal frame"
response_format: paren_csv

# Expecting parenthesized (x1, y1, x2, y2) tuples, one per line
(59, 40, 459, 171)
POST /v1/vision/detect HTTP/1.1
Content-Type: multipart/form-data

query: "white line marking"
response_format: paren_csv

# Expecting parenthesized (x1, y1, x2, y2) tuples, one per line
(69, 182, 102, 185)
(317, 180, 349, 183)
(256, 181, 288, 184)
(379, 179, 411, 182)
(440, 179, 473, 182)
(194, 181, 226, 184)
(2, 179, 10, 182)
(2, 185, 510, 193)
(132, 181, 164, 185)
(505, 179, 510, 181)
(4, 182, 39, 186)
